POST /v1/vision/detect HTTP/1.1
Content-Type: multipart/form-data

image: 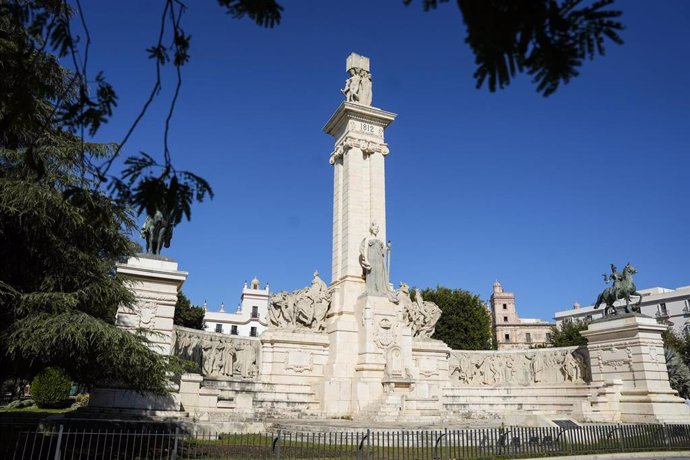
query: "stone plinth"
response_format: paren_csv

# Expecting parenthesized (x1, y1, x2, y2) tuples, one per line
(260, 330, 330, 385)
(115, 255, 188, 355)
(89, 387, 181, 411)
(352, 294, 413, 413)
(411, 339, 451, 400)
(581, 313, 690, 423)
(90, 255, 188, 413)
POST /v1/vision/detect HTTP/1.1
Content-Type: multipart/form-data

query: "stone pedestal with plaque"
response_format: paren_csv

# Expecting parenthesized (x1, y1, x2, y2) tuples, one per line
(89, 255, 188, 411)
(581, 314, 690, 423)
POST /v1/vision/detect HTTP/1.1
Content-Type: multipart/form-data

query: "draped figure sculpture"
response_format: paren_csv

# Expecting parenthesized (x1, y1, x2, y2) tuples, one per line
(359, 222, 398, 303)
(268, 272, 331, 332)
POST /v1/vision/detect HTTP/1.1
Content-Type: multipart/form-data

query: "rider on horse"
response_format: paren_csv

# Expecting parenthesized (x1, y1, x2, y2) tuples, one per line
(593, 263, 643, 316)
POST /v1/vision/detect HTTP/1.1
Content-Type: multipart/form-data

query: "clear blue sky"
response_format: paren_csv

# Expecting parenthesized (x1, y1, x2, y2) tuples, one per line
(85, 0, 690, 320)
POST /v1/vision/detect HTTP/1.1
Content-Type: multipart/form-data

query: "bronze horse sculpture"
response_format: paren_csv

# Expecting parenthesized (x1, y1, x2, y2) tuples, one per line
(593, 263, 643, 316)
(140, 210, 173, 255)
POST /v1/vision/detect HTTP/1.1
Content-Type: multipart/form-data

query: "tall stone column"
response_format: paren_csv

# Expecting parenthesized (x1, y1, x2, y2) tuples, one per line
(320, 53, 397, 416)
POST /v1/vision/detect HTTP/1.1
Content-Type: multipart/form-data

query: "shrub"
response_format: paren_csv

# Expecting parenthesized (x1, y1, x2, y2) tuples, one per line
(74, 393, 90, 407)
(31, 368, 72, 408)
(666, 348, 690, 399)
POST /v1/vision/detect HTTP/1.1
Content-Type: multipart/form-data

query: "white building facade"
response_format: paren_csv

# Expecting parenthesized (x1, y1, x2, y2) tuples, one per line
(554, 285, 690, 333)
(203, 277, 270, 337)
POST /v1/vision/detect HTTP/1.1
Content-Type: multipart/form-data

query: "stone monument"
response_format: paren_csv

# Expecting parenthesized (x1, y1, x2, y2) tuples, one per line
(101, 53, 690, 428)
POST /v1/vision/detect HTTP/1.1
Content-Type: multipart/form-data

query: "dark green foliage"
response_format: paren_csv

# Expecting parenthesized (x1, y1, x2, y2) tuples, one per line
(406, 0, 624, 96)
(217, 0, 283, 28)
(547, 320, 589, 347)
(665, 348, 690, 400)
(0, 2, 174, 393)
(663, 329, 690, 364)
(31, 368, 72, 408)
(174, 292, 205, 330)
(420, 286, 493, 350)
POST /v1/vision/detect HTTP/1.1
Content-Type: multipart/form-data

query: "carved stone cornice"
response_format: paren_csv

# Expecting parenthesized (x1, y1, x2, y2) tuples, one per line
(329, 136, 390, 165)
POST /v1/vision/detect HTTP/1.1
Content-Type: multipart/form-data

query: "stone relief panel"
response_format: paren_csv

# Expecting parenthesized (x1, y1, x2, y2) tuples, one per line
(374, 318, 397, 350)
(449, 348, 589, 387)
(397, 283, 441, 340)
(268, 272, 331, 332)
(594, 344, 633, 373)
(136, 301, 158, 330)
(285, 350, 314, 374)
(173, 326, 259, 380)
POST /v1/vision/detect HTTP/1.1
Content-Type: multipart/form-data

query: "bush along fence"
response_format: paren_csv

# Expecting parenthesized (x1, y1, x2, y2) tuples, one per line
(2, 423, 690, 459)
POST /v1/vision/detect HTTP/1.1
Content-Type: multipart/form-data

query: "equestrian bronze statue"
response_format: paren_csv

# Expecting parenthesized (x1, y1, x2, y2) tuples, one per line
(140, 210, 173, 255)
(593, 263, 643, 316)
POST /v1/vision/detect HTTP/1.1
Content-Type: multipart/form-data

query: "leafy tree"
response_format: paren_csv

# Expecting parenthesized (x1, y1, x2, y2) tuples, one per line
(408, 0, 624, 96)
(420, 286, 493, 350)
(663, 329, 690, 364)
(174, 292, 205, 330)
(0, 1, 227, 392)
(665, 348, 690, 400)
(547, 320, 589, 347)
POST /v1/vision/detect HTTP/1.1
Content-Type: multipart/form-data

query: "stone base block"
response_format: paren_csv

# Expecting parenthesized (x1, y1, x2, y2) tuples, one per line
(619, 388, 690, 423)
(89, 387, 181, 411)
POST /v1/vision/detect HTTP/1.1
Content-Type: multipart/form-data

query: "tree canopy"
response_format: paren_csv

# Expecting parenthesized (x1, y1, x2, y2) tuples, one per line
(546, 320, 589, 347)
(174, 292, 205, 330)
(0, 0, 260, 391)
(408, 0, 624, 96)
(420, 286, 493, 350)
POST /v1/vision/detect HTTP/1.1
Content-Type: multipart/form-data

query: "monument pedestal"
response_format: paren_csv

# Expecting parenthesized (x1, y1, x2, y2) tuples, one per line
(115, 255, 188, 354)
(581, 314, 690, 423)
(91, 255, 188, 412)
(351, 294, 413, 412)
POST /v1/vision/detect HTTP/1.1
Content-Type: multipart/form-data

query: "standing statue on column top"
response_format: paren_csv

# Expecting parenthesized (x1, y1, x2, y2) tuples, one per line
(341, 53, 372, 106)
(360, 222, 398, 303)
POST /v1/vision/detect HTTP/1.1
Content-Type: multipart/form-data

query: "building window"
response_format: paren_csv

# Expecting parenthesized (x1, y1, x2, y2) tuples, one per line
(250, 327, 257, 337)
(504, 333, 510, 342)
(585, 314, 593, 322)
(503, 316, 508, 322)
(251, 306, 259, 319)
(546, 333, 552, 342)
(660, 303, 668, 316)
(502, 303, 507, 310)
(564, 318, 572, 324)
(231, 325, 238, 335)
(525, 333, 532, 343)
(215, 324, 222, 333)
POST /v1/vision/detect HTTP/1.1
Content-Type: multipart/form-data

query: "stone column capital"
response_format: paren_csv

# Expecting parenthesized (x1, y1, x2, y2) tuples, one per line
(329, 136, 390, 165)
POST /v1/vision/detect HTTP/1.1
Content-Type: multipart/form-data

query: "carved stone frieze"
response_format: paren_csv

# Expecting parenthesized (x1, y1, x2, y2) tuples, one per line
(173, 326, 260, 380)
(449, 348, 589, 387)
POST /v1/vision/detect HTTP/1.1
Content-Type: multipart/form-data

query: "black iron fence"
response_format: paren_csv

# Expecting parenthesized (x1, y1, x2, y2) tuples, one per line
(1, 423, 689, 459)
